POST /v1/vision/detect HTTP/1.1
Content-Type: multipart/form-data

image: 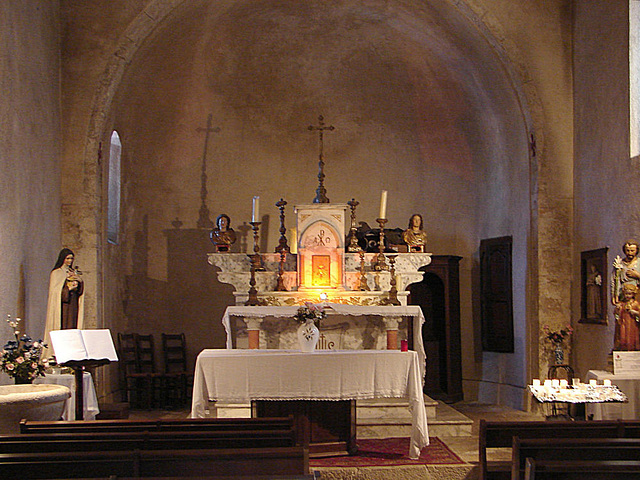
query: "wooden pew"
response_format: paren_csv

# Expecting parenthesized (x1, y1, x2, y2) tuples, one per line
(511, 437, 640, 480)
(0, 446, 309, 479)
(0, 429, 299, 452)
(479, 419, 640, 480)
(19, 416, 296, 434)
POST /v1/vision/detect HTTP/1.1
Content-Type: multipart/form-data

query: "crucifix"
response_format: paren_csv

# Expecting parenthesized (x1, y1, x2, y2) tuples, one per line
(308, 115, 335, 204)
(196, 114, 221, 229)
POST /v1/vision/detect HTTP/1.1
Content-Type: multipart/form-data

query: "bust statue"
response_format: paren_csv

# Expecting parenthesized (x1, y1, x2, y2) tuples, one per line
(210, 214, 236, 252)
(402, 213, 427, 252)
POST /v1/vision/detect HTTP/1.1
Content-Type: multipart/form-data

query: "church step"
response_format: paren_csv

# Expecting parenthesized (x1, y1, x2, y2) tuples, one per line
(357, 400, 473, 438)
(357, 395, 437, 420)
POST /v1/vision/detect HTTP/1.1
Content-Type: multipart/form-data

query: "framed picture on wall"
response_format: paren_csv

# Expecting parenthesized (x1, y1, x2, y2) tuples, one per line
(579, 247, 608, 325)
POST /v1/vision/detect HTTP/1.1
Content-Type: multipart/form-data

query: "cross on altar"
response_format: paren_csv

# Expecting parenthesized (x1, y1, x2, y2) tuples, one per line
(308, 115, 335, 204)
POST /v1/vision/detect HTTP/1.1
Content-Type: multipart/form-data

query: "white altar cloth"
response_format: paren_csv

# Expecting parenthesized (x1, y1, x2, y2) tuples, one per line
(222, 303, 426, 377)
(35, 372, 99, 421)
(190, 349, 429, 459)
(585, 370, 640, 420)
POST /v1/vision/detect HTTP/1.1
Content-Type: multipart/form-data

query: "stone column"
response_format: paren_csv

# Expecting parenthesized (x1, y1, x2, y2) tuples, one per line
(383, 316, 401, 350)
(244, 317, 263, 349)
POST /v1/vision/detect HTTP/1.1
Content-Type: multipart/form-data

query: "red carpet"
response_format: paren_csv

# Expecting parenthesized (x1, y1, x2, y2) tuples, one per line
(309, 437, 465, 467)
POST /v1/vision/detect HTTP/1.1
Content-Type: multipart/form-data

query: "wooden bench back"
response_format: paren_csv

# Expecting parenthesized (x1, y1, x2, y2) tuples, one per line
(479, 419, 640, 480)
(512, 437, 640, 480)
(0, 446, 309, 479)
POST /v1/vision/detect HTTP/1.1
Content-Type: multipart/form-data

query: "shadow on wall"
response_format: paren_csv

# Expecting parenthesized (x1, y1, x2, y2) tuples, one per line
(123, 220, 235, 373)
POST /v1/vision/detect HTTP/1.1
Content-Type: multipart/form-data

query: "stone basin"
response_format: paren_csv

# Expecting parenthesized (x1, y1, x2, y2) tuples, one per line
(0, 384, 71, 433)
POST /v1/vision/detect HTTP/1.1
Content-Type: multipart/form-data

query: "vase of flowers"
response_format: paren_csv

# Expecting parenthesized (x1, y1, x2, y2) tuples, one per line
(1, 315, 47, 384)
(294, 302, 325, 353)
(542, 324, 573, 365)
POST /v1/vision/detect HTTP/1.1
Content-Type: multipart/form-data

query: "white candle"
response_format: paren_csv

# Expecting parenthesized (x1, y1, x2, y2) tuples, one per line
(544, 379, 552, 387)
(560, 379, 568, 388)
(379, 190, 388, 219)
(589, 379, 597, 386)
(252, 196, 260, 223)
(532, 379, 540, 387)
(572, 378, 580, 387)
(603, 379, 612, 386)
(551, 379, 560, 388)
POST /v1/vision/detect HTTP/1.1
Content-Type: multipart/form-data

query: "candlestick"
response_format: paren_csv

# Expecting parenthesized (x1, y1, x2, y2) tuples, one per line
(382, 255, 401, 305)
(246, 253, 260, 306)
(251, 196, 260, 223)
(275, 198, 290, 253)
(346, 198, 362, 252)
(358, 251, 370, 291)
(379, 190, 388, 219)
(275, 250, 287, 291)
(374, 218, 388, 271)
(250, 221, 265, 271)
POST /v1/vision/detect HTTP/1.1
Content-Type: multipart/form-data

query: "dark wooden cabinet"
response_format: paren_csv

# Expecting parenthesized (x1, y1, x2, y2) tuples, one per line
(408, 255, 463, 403)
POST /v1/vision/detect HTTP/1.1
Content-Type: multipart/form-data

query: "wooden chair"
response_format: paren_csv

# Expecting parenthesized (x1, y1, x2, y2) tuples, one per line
(161, 333, 190, 408)
(134, 333, 163, 409)
(116, 333, 139, 406)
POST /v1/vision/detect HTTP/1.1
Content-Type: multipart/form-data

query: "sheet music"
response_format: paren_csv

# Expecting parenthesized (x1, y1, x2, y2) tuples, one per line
(49, 329, 118, 364)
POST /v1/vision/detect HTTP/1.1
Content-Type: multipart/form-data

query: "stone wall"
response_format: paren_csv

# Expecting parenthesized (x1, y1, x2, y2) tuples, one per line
(0, 0, 62, 385)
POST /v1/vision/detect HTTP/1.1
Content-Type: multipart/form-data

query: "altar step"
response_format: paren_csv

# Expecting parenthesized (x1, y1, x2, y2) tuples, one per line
(357, 396, 473, 439)
(210, 395, 473, 439)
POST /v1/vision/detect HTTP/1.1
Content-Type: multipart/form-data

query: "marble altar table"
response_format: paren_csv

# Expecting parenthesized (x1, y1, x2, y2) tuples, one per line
(221, 303, 426, 377)
(35, 371, 99, 421)
(190, 349, 429, 459)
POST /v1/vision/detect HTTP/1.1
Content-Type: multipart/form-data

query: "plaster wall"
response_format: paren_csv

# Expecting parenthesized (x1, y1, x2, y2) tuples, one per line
(55, 0, 574, 407)
(0, 0, 62, 384)
(573, 0, 630, 379)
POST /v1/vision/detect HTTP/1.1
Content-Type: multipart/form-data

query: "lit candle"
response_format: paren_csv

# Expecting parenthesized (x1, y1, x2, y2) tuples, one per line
(379, 190, 388, 219)
(560, 379, 568, 388)
(551, 379, 560, 388)
(252, 196, 260, 223)
(532, 379, 541, 387)
(603, 379, 612, 386)
(544, 379, 552, 387)
(589, 379, 597, 386)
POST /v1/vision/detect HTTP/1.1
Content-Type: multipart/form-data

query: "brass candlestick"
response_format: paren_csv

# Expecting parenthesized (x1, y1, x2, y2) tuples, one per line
(386, 254, 401, 305)
(374, 218, 388, 271)
(246, 253, 260, 306)
(275, 250, 287, 291)
(275, 198, 290, 254)
(346, 198, 362, 252)
(358, 250, 370, 291)
(250, 221, 265, 271)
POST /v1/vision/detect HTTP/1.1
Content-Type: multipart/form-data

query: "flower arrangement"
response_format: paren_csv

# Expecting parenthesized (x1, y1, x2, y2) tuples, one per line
(542, 324, 573, 346)
(1, 315, 47, 384)
(294, 302, 326, 328)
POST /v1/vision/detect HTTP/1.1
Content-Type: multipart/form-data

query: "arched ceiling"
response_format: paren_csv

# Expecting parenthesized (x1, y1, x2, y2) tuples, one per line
(112, 0, 530, 253)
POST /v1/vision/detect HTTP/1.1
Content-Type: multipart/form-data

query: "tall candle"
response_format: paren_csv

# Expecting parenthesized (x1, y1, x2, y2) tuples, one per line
(252, 196, 260, 223)
(379, 190, 388, 219)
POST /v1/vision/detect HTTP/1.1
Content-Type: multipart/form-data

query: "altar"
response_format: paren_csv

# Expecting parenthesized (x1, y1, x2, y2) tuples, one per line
(221, 303, 427, 377)
(190, 349, 429, 458)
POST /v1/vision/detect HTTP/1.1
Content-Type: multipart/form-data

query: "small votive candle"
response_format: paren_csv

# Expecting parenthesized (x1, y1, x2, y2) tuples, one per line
(572, 378, 580, 387)
(551, 379, 560, 388)
(560, 379, 568, 388)
(532, 379, 541, 387)
(603, 379, 612, 386)
(589, 379, 597, 386)
(544, 379, 552, 387)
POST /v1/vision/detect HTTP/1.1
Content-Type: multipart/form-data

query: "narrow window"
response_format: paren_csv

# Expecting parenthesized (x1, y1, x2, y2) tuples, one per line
(107, 130, 121, 244)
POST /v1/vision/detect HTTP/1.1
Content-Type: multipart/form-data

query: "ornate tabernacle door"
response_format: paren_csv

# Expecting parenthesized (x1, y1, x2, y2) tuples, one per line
(296, 203, 348, 291)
